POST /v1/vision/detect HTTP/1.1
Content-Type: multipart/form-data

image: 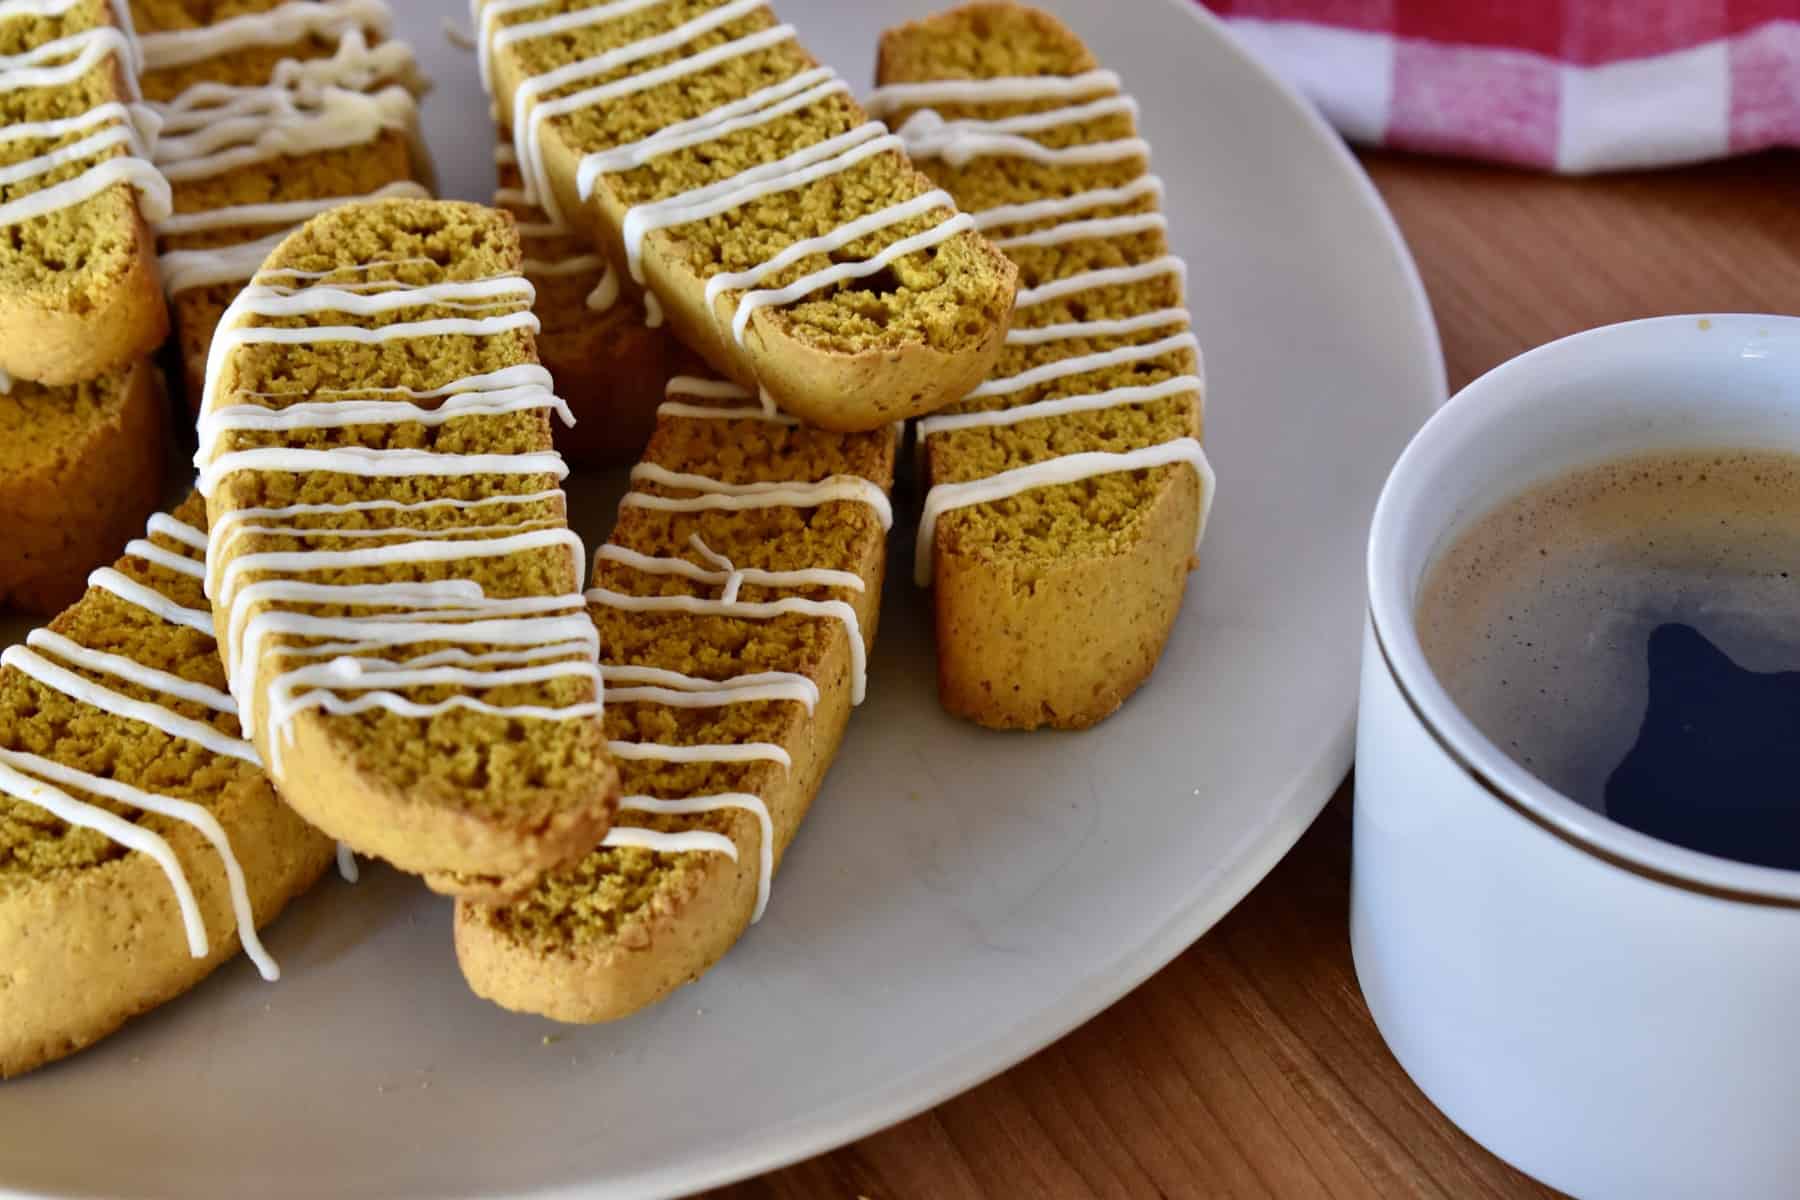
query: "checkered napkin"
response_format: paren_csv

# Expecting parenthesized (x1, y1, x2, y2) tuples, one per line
(1200, 1, 1800, 171)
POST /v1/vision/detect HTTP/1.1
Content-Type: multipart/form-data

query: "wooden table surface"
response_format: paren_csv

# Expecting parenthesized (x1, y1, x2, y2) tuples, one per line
(712, 148, 1800, 1199)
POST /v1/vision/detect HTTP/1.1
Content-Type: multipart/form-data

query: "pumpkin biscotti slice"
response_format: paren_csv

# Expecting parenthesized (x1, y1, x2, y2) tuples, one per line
(199, 197, 617, 899)
(0, 494, 334, 1078)
(494, 136, 670, 465)
(873, 3, 1216, 730)
(134, 0, 432, 411)
(456, 373, 895, 1022)
(476, 0, 1017, 433)
(0, 0, 169, 384)
(0, 360, 164, 614)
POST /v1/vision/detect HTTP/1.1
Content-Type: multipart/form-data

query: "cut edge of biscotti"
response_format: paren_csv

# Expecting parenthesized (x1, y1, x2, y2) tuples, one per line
(0, 0, 171, 384)
(0, 357, 165, 615)
(198, 197, 619, 897)
(479, 0, 1017, 434)
(454, 373, 897, 1023)
(877, 2, 1215, 731)
(0, 492, 335, 1079)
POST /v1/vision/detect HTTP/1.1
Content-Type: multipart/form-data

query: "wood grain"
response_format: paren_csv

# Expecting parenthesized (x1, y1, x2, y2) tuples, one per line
(712, 148, 1800, 1199)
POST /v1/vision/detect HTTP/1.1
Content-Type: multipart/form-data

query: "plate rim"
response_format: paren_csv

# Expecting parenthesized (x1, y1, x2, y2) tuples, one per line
(513, 2, 1446, 1195)
(0, 2, 1444, 1195)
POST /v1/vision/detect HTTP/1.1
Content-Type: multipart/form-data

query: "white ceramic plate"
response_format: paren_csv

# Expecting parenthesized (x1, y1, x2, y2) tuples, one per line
(0, 2, 1441, 1196)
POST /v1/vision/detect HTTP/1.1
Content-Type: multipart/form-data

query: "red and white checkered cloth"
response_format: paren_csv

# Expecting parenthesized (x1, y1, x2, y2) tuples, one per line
(1201, 1, 1800, 171)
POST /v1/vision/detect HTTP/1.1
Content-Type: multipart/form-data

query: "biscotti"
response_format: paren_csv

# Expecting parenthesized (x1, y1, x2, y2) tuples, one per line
(0, 493, 335, 1078)
(0, 0, 170, 384)
(494, 138, 670, 465)
(873, 3, 1215, 730)
(475, 0, 1018, 433)
(198, 197, 618, 899)
(456, 373, 896, 1022)
(133, 0, 431, 411)
(0, 360, 164, 614)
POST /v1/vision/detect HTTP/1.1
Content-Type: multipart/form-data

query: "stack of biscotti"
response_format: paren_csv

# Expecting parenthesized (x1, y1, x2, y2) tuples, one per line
(873, 3, 1216, 730)
(456, 372, 896, 1021)
(493, 135, 672, 466)
(474, 0, 1017, 432)
(0, 0, 171, 612)
(131, 0, 432, 411)
(200, 197, 618, 899)
(0, 493, 335, 1078)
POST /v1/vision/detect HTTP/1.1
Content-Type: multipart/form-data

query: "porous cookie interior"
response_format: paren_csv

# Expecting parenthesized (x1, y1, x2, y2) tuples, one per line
(206, 199, 606, 825)
(882, 3, 1205, 565)
(469, 385, 892, 951)
(0, 0, 146, 299)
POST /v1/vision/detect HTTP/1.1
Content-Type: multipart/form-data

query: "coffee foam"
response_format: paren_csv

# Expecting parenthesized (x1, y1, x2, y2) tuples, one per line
(1416, 448, 1800, 812)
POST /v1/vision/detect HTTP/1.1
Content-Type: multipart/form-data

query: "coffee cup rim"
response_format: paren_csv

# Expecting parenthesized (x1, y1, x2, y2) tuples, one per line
(1367, 313, 1800, 906)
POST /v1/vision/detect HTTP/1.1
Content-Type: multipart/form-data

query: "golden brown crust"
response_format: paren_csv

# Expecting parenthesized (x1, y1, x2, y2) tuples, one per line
(203, 198, 618, 896)
(0, 360, 164, 615)
(0, 494, 335, 1077)
(454, 389, 895, 1021)
(0, 781, 333, 1078)
(881, 3, 1208, 731)
(934, 467, 1200, 729)
(0, 191, 169, 386)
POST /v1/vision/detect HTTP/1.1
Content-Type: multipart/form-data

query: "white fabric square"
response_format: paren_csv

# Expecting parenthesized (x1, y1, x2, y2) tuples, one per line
(1558, 40, 1730, 171)
(1224, 17, 1394, 145)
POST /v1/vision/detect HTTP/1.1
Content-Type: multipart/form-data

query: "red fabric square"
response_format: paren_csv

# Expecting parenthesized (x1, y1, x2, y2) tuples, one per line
(1728, 20, 1800, 151)
(1562, 0, 1728, 65)
(1206, 0, 1394, 31)
(1726, 0, 1800, 36)
(1393, 0, 1563, 56)
(1389, 37, 1562, 167)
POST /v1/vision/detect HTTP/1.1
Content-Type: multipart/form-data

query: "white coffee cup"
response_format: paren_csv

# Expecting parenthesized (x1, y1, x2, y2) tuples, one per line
(1355, 314, 1800, 1199)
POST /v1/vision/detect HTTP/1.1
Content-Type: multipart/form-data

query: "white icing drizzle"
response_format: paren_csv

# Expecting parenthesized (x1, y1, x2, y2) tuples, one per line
(607, 739, 790, 769)
(1015, 256, 1188, 309)
(26, 629, 235, 714)
(1005, 307, 1189, 346)
(990, 211, 1167, 250)
(156, 180, 430, 239)
(656, 400, 798, 426)
(336, 840, 360, 882)
(1, 646, 259, 765)
(0, 514, 280, 978)
(898, 70, 1215, 591)
(477, 0, 977, 413)
(918, 440, 1216, 587)
(153, 85, 419, 183)
(918, 376, 1204, 439)
(895, 102, 1148, 170)
(623, 462, 894, 530)
(146, 512, 211, 552)
(965, 332, 1200, 400)
(969, 174, 1165, 232)
(88, 567, 215, 634)
(201, 265, 599, 775)
(862, 69, 1122, 118)
(0, 752, 207, 956)
(573, 394, 889, 920)
(617, 792, 774, 920)
(137, 0, 392, 71)
(0, 16, 171, 227)
(123, 537, 207, 579)
(142, 7, 429, 299)
(601, 664, 819, 712)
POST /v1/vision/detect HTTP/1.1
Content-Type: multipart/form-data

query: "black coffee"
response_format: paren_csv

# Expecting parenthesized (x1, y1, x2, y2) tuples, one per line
(1415, 448, 1800, 870)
